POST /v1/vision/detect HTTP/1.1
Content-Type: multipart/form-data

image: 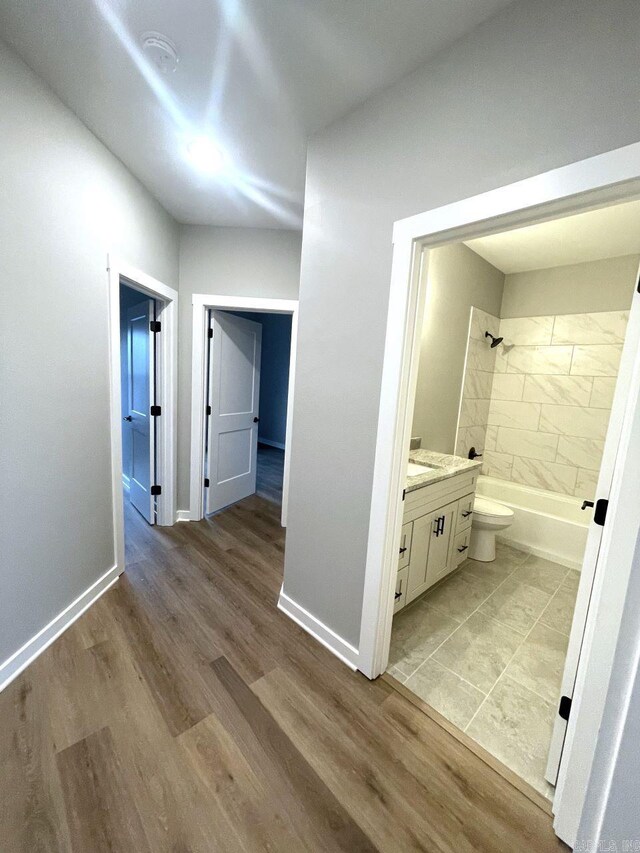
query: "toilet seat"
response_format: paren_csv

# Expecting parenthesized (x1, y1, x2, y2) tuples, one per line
(473, 496, 514, 520)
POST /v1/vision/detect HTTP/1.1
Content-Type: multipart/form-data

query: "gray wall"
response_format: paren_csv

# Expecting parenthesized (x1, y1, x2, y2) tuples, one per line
(177, 226, 301, 508)
(282, 0, 640, 649)
(0, 40, 179, 666)
(412, 244, 504, 453)
(231, 312, 292, 447)
(502, 255, 638, 318)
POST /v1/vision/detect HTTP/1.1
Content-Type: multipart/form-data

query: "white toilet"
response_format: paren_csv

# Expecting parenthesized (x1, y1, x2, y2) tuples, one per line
(469, 496, 515, 562)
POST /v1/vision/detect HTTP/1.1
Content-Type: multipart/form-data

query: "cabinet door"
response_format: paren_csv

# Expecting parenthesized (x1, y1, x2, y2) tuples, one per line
(406, 512, 433, 598)
(398, 522, 413, 570)
(394, 567, 409, 613)
(425, 501, 457, 586)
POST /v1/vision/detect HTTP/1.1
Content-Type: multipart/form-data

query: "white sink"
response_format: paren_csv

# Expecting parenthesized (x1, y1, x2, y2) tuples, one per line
(407, 462, 435, 477)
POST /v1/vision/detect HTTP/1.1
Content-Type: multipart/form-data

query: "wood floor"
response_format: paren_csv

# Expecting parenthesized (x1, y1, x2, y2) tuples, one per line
(1, 495, 567, 852)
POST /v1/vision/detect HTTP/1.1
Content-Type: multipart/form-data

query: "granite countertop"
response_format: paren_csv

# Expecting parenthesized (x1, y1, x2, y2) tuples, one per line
(405, 449, 482, 494)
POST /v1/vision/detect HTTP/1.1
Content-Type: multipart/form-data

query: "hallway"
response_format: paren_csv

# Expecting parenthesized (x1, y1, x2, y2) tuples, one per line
(1, 498, 564, 852)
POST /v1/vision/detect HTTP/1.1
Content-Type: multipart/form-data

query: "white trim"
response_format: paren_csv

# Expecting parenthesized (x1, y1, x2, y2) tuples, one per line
(258, 438, 286, 450)
(277, 588, 359, 670)
(176, 510, 193, 522)
(0, 564, 120, 692)
(107, 256, 179, 581)
(189, 294, 298, 527)
(122, 473, 131, 493)
(357, 141, 640, 848)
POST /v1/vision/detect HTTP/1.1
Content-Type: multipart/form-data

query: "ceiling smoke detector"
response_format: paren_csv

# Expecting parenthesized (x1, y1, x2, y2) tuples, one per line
(141, 32, 178, 73)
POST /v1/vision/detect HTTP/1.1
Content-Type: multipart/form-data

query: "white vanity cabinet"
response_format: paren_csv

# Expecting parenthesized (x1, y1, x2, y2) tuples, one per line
(396, 469, 477, 610)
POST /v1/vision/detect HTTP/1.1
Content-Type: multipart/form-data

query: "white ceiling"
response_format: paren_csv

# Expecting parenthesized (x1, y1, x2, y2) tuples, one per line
(465, 199, 640, 274)
(0, 0, 514, 228)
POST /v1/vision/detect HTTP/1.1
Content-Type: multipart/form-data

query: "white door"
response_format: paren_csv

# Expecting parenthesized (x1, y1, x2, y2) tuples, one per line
(125, 299, 156, 524)
(205, 311, 262, 514)
(545, 274, 640, 786)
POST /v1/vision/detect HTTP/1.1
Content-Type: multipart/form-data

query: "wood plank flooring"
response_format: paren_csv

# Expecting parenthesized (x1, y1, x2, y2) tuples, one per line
(0, 495, 567, 852)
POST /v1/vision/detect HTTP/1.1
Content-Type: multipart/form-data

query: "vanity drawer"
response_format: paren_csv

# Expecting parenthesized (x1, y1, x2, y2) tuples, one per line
(453, 529, 471, 567)
(456, 494, 474, 534)
(398, 522, 412, 570)
(394, 567, 409, 612)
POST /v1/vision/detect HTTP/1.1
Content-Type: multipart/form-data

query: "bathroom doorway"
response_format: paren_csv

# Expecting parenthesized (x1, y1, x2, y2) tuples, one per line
(382, 198, 640, 806)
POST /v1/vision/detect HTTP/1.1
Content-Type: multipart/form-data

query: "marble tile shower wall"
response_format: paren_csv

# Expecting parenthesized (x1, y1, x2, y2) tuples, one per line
(484, 310, 628, 498)
(455, 307, 501, 461)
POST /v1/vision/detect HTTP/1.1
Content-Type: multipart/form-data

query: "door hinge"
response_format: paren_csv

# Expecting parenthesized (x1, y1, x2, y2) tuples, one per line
(637, 275, 640, 294)
(206, 405, 212, 415)
(149, 320, 161, 333)
(204, 478, 210, 488)
(150, 405, 161, 416)
(150, 485, 161, 496)
(208, 327, 213, 338)
(594, 498, 608, 526)
(558, 695, 572, 721)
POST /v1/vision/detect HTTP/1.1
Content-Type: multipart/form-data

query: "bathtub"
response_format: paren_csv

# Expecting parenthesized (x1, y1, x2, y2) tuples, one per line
(476, 475, 589, 570)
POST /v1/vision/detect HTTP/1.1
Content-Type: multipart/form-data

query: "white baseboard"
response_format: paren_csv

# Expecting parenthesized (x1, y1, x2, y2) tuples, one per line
(277, 588, 359, 670)
(258, 438, 285, 450)
(0, 564, 121, 693)
(176, 509, 193, 522)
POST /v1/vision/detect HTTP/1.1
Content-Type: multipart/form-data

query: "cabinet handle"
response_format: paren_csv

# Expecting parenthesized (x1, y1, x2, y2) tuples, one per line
(399, 546, 407, 555)
(458, 545, 468, 553)
(461, 510, 472, 518)
(441, 516, 446, 535)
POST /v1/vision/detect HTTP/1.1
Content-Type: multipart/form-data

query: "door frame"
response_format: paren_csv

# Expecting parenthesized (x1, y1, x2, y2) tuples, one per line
(357, 141, 640, 846)
(189, 294, 298, 526)
(107, 255, 178, 570)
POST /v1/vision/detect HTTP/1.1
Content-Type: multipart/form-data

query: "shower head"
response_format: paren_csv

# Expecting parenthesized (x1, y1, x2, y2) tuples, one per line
(485, 331, 504, 348)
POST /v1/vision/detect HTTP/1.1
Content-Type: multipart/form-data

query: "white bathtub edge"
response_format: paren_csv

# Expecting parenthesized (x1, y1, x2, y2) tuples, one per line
(477, 476, 588, 571)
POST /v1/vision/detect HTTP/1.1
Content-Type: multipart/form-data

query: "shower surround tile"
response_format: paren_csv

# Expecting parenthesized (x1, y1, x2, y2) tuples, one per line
(511, 457, 578, 495)
(556, 436, 605, 470)
(522, 374, 592, 406)
(539, 405, 610, 440)
(491, 373, 525, 401)
(552, 310, 628, 345)
(575, 468, 598, 500)
(488, 400, 541, 430)
(457, 308, 627, 495)
(495, 427, 558, 462)
(500, 316, 554, 346)
(482, 450, 513, 479)
(506, 345, 573, 375)
(570, 344, 623, 376)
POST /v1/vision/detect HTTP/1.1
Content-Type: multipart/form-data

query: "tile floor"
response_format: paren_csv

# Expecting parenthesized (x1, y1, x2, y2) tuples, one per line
(387, 542, 580, 799)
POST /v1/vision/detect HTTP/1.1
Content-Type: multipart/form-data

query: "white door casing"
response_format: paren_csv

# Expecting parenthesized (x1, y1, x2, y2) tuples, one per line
(546, 266, 640, 783)
(206, 311, 262, 514)
(126, 299, 155, 524)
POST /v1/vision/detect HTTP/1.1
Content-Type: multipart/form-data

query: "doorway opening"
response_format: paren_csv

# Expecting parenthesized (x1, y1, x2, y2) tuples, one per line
(107, 256, 178, 573)
(204, 309, 292, 515)
(384, 198, 639, 809)
(188, 295, 298, 526)
(120, 282, 160, 524)
(358, 144, 640, 847)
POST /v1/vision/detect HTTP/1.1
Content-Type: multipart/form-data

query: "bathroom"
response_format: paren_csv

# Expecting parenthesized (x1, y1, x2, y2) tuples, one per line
(386, 199, 639, 801)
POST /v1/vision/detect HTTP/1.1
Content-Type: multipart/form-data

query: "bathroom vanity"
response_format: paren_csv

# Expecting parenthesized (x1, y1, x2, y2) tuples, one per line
(395, 450, 482, 612)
